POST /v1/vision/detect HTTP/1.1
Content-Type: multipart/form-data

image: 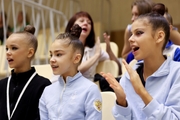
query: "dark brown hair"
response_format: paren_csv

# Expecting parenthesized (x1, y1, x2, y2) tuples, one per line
(137, 13, 170, 50)
(152, 3, 165, 16)
(56, 24, 84, 63)
(131, 0, 152, 16)
(65, 11, 95, 48)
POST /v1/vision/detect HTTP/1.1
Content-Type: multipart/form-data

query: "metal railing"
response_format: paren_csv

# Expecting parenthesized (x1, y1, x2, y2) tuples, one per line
(0, 0, 73, 78)
(0, 0, 112, 78)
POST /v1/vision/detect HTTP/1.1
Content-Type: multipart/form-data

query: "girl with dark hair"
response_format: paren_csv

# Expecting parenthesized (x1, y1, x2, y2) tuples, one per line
(39, 24, 102, 120)
(102, 12, 180, 120)
(0, 25, 51, 120)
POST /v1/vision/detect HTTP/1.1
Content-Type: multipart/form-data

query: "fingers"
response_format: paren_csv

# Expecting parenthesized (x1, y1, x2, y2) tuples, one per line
(103, 33, 107, 37)
(122, 59, 134, 75)
(100, 72, 119, 88)
(103, 33, 110, 40)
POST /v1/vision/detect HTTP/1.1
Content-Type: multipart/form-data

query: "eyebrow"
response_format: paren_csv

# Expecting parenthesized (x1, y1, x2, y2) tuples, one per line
(132, 27, 145, 33)
(49, 50, 64, 53)
(6, 44, 19, 47)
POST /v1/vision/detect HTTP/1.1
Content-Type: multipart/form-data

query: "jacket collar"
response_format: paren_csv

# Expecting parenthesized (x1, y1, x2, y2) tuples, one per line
(125, 57, 171, 79)
(58, 72, 82, 85)
(11, 67, 36, 84)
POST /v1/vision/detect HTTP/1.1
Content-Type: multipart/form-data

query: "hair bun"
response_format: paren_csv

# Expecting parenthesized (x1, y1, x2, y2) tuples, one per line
(152, 3, 165, 16)
(24, 25, 35, 35)
(70, 24, 82, 38)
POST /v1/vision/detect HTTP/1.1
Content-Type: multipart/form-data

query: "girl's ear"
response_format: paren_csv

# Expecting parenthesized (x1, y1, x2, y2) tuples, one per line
(27, 48, 35, 58)
(73, 53, 81, 64)
(155, 30, 165, 44)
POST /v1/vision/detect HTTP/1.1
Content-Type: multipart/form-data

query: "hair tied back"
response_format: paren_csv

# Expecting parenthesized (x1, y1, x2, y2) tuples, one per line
(70, 24, 82, 38)
(24, 25, 35, 35)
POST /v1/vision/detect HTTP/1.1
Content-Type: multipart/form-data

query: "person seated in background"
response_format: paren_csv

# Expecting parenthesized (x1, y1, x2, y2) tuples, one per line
(0, 12, 12, 45)
(13, 11, 29, 32)
(65, 11, 109, 81)
(65, 11, 121, 81)
(103, 32, 122, 75)
(121, 0, 153, 60)
(163, 10, 180, 61)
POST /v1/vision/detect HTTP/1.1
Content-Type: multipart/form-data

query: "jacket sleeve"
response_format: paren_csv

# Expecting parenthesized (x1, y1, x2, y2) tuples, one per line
(85, 84, 102, 120)
(143, 81, 180, 119)
(112, 75, 134, 120)
(39, 91, 49, 120)
(112, 102, 133, 120)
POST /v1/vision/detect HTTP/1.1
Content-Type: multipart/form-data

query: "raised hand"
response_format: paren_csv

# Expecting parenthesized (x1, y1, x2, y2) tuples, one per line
(122, 59, 145, 95)
(101, 72, 127, 107)
(103, 32, 111, 47)
(122, 59, 152, 105)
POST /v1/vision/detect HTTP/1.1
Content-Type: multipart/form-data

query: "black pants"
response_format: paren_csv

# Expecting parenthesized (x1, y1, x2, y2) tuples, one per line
(94, 73, 121, 92)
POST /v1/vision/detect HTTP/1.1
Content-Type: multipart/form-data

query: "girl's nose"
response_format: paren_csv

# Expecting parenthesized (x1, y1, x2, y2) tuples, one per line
(128, 34, 134, 43)
(131, 16, 135, 23)
(6, 49, 11, 56)
(50, 56, 55, 63)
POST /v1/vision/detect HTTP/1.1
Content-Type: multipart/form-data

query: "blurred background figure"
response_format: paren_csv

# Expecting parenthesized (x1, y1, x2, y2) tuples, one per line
(13, 11, 29, 32)
(0, 12, 12, 45)
(121, 0, 153, 61)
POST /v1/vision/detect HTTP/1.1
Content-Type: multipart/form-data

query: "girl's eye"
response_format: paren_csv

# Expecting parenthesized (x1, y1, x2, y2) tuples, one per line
(6, 48, 8, 51)
(50, 54, 52, 58)
(56, 53, 62, 57)
(135, 31, 144, 36)
(12, 47, 18, 50)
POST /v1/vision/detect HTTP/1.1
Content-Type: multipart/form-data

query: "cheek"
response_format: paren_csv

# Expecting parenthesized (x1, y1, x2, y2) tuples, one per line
(14, 50, 24, 56)
(89, 25, 92, 31)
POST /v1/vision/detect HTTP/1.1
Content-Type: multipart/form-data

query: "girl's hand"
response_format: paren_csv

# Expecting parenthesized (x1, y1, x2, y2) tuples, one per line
(101, 72, 127, 107)
(122, 59, 145, 95)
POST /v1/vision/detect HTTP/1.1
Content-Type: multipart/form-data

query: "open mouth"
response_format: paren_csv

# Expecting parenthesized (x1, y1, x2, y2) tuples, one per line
(51, 65, 58, 69)
(82, 28, 87, 32)
(132, 47, 139, 52)
(7, 59, 13, 63)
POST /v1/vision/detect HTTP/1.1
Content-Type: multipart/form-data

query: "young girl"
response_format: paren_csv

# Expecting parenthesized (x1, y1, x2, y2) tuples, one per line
(39, 24, 102, 120)
(102, 13, 180, 119)
(0, 25, 51, 120)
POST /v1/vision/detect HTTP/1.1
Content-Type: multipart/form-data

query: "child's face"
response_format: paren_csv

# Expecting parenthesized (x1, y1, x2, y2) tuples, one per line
(74, 16, 91, 42)
(49, 40, 76, 78)
(131, 5, 139, 23)
(6, 34, 32, 72)
(129, 19, 157, 60)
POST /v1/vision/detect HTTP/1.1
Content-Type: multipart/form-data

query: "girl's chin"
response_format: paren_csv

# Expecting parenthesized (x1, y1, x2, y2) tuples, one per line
(134, 56, 142, 61)
(53, 71, 59, 75)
